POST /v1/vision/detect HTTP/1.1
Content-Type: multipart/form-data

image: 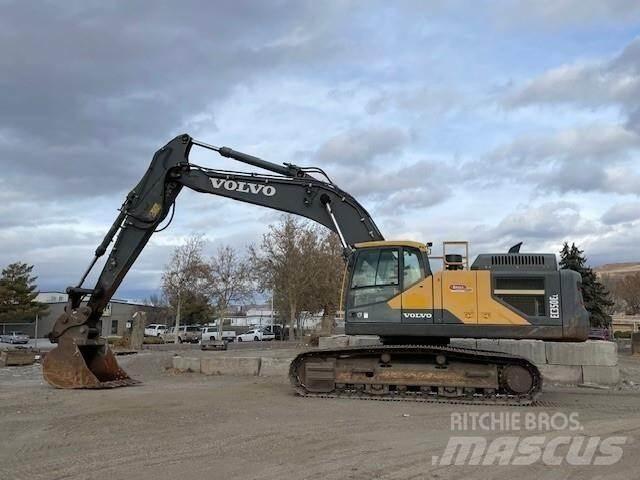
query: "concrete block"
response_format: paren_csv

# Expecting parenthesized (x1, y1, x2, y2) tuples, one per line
(474, 339, 546, 365)
(259, 357, 294, 377)
(538, 364, 583, 385)
(200, 356, 261, 376)
(450, 338, 478, 349)
(496, 339, 547, 365)
(318, 335, 349, 349)
(348, 335, 381, 347)
(476, 339, 500, 351)
(172, 356, 201, 373)
(582, 365, 620, 386)
(546, 341, 617, 366)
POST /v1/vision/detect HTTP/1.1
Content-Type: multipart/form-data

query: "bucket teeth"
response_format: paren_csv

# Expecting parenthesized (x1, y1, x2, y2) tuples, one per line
(43, 337, 139, 389)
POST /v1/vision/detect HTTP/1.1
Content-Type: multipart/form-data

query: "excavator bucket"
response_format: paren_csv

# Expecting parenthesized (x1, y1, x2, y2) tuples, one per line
(43, 337, 139, 389)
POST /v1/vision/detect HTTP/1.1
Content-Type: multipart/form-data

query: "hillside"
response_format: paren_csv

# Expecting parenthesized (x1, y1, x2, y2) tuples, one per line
(594, 262, 640, 278)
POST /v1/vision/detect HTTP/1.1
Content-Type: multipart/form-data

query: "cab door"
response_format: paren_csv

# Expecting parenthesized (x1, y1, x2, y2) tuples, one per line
(400, 247, 434, 324)
(347, 248, 402, 323)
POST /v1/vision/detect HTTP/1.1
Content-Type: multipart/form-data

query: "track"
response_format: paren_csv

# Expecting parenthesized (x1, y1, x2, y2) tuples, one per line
(289, 345, 542, 406)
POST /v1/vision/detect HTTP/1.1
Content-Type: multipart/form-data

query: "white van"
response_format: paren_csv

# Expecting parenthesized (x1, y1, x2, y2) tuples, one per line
(144, 324, 167, 337)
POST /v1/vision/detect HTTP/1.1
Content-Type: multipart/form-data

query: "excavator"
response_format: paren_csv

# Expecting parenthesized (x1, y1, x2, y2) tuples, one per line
(43, 134, 589, 405)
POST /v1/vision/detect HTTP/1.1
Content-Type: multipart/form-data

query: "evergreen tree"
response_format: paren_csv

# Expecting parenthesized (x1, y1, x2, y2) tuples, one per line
(559, 243, 613, 328)
(0, 262, 48, 323)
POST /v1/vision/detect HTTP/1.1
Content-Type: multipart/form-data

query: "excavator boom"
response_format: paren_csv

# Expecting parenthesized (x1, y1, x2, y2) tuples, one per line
(44, 134, 382, 388)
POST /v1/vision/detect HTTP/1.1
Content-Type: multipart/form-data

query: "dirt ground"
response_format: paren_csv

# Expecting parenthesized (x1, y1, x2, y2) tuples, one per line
(1, 348, 640, 480)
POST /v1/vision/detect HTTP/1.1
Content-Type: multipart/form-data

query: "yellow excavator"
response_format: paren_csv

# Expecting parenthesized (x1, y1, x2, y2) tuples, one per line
(43, 134, 589, 404)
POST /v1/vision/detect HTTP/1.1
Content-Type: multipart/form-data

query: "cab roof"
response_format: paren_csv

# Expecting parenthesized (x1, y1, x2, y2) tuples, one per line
(353, 240, 427, 250)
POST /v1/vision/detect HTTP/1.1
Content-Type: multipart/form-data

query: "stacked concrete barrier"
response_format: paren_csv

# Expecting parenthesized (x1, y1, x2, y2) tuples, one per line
(318, 336, 620, 386)
(451, 338, 619, 387)
(172, 336, 620, 387)
(318, 335, 380, 349)
(173, 354, 292, 377)
(172, 356, 201, 373)
(259, 357, 293, 377)
(200, 357, 261, 376)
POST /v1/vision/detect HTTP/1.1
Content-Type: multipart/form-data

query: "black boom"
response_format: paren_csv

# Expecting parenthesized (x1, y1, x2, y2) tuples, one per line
(56, 134, 383, 338)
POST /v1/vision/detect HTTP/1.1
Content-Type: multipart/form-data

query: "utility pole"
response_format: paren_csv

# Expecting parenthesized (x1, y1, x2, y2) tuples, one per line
(175, 291, 182, 344)
(34, 313, 39, 349)
(270, 290, 276, 340)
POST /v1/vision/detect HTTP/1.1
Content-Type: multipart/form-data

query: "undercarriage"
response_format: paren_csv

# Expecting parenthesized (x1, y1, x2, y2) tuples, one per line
(289, 345, 542, 405)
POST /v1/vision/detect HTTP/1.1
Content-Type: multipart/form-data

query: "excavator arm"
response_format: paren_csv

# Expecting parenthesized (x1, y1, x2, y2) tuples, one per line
(43, 134, 382, 388)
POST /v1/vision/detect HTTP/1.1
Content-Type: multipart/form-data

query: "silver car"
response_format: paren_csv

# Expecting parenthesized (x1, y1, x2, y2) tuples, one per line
(0, 331, 29, 344)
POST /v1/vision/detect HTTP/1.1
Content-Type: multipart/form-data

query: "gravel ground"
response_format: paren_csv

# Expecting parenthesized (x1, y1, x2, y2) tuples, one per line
(1, 349, 639, 480)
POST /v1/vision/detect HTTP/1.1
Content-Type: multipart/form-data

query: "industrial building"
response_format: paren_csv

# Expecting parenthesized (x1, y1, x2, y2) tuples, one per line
(0, 292, 161, 338)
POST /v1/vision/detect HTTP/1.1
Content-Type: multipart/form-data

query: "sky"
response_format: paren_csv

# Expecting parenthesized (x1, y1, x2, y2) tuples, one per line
(2, 0, 640, 300)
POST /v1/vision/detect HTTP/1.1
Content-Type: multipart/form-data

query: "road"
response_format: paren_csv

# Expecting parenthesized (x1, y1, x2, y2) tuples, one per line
(0, 350, 639, 480)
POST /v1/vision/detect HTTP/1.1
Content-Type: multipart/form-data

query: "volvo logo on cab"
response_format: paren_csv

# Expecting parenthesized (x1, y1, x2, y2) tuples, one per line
(210, 178, 277, 197)
(403, 312, 433, 319)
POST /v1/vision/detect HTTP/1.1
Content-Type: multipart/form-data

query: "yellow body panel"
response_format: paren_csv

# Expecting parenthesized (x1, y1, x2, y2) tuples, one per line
(440, 271, 477, 323)
(433, 272, 442, 313)
(396, 276, 434, 310)
(386, 270, 531, 326)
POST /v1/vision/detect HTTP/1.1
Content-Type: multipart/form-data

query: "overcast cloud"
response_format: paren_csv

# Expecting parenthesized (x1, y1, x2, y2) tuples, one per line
(2, 0, 640, 299)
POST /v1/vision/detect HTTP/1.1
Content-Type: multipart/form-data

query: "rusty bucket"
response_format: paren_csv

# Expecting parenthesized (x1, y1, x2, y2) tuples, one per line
(43, 337, 139, 389)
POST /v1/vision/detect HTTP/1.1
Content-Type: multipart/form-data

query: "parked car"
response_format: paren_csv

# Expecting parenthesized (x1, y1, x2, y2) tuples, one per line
(263, 325, 297, 340)
(260, 328, 276, 341)
(144, 324, 167, 337)
(201, 326, 236, 342)
(161, 325, 202, 344)
(236, 328, 275, 342)
(262, 325, 285, 340)
(0, 331, 29, 344)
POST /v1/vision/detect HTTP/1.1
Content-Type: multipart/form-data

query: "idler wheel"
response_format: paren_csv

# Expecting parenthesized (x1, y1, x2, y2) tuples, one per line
(502, 365, 534, 395)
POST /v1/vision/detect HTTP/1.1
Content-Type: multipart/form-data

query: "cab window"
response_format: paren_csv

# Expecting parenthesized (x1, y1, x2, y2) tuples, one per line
(352, 249, 399, 288)
(403, 248, 424, 287)
(349, 249, 400, 307)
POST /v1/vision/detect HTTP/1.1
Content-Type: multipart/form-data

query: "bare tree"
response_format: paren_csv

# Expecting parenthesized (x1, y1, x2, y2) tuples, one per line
(143, 293, 172, 325)
(607, 273, 640, 315)
(301, 229, 345, 334)
(206, 245, 253, 341)
(250, 216, 344, 339)
(161, 235, 209, 343)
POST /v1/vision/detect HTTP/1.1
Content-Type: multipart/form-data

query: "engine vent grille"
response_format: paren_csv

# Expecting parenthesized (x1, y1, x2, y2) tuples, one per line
(471, 253, 557, 271)
(491, 255, 546, 266)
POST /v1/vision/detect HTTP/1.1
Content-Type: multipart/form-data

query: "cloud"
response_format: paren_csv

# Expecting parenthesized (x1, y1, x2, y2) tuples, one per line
(601, 202, 640, 225)
(0, 0, 351, 201)
(313, 126, 409, 165)
(490, 124, 640, 165)
(365, 87, 465, 116)
(476, 124, 640, 195)
(504, 37, 640, 134)
(490, 37, 640, 197)
(492, 0, 640, 28)
(472, 201, 595, 246)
